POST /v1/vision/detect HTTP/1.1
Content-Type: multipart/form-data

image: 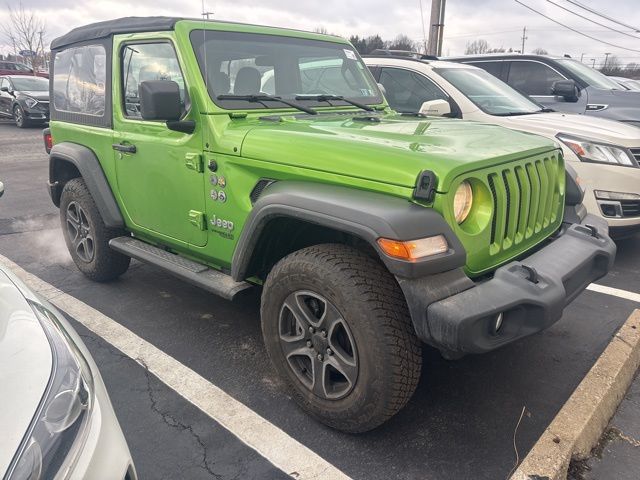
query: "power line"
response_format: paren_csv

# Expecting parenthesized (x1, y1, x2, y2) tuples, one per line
(564, 0, 640, 33)
(514, 0, 640, 53)
(545, 0, 640, 40)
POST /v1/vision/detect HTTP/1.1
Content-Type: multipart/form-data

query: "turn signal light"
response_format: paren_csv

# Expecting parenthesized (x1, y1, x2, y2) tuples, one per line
(377, 235, 449, 261)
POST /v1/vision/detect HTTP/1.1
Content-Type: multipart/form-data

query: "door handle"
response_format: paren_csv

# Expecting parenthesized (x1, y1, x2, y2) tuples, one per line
(112, 143, 137, 153)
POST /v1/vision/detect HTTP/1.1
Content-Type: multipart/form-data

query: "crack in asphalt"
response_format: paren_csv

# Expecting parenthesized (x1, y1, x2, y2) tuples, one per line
(137, 358, 224, 480)
(77, 332, 226, 478)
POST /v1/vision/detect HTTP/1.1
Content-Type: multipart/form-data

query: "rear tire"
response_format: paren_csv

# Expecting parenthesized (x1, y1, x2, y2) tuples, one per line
(60, 178, 131, 281)
(261, 244, 422, 433)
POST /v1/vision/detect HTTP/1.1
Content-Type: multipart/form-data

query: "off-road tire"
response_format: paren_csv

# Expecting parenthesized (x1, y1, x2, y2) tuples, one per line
(261, 243, 422, 433)
(60, 178, 131, 281)
(13, 105, 29, 128)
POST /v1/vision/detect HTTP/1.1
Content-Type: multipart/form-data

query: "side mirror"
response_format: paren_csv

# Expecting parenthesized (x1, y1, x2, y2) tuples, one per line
(0, 181, 4, 198)
(139, 80, 182, 121)
(0, 86, 9, 92)
(419, 99, 451, 117)
(551, 79, 579, 102)
(377, 82, 387, 96)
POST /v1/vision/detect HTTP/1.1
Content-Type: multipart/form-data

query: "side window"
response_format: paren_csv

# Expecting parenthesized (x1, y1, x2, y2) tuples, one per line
(121, 42, 186, 119)
(471, 61, 504, 79)
(0, 78, 6, 90)
(379, 67, 447, 113)
(53, 45, 106, 116)
(507, 61, 565, 96)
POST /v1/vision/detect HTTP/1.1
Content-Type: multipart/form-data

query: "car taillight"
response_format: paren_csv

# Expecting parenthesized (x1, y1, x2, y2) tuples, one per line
(43, 129, 53, 154)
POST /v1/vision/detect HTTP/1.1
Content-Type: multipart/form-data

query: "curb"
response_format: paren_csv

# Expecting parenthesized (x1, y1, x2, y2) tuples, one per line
(511, 309, 640, 480)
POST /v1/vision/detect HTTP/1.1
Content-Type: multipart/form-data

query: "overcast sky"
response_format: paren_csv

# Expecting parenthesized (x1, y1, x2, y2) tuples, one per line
(2, 0, 640, 67)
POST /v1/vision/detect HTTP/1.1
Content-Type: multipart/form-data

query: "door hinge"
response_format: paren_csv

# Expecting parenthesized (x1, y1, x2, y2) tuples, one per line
(185, 153, 203, 173)
(188, 210, 206, 231)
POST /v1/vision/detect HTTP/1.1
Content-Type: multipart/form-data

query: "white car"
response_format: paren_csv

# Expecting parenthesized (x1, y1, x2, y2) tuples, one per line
(363, 54, 640, 237)
(0, 263, 137, 480)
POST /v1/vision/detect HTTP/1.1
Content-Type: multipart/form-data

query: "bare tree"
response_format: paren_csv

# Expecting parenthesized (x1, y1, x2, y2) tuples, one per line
(465, 39, 490, 55)
(2, 2, 47, 71)
(601, 55, 622, 75)
(385, 34, 417, 52)
(532, 48, 548, 55)
(313, 26, 329, 35)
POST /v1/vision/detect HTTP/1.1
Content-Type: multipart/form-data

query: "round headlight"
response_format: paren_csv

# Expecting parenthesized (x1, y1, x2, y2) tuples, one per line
(453, 181, 473, 224)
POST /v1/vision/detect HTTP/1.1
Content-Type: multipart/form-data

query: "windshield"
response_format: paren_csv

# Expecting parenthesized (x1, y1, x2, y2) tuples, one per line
(556, 59, 622, 90)
(436, 67, 542, 116)
(190, 30, 382, 110)
(11, 76, 49, 91)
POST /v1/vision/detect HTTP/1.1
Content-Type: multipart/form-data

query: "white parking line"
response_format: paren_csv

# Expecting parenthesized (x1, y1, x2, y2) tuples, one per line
(0, 255, 351, 480)
(587, 284, 640, 303)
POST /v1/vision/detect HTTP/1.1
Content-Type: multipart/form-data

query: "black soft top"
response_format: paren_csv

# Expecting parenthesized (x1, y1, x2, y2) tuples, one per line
(51, 16, 181, 50)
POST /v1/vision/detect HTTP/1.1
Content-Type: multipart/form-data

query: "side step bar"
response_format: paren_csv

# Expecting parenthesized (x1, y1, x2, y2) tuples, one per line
(109, 237, 252, 300)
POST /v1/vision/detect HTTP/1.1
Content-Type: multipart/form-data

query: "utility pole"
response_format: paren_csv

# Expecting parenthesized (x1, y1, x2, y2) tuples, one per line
(419, 0, 428, 54)
(580, 53, 584, 62)
(201, 11, 214, 19)
(604, 52, 611, 69)
(521, 26, 527, 54)
(590, 58, 596, 68)
(427, 0, 447, 56)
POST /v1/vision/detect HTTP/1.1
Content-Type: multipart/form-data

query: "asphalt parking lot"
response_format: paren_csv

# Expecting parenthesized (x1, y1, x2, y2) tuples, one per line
(1, 119, 639, 480)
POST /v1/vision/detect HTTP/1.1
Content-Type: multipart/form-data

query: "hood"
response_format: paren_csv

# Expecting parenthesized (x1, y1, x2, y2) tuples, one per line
(16, 90, 49, 101)
(239, 113, 557, 193)
(0, 268, 52, 476)
(500, 112, 640, 148)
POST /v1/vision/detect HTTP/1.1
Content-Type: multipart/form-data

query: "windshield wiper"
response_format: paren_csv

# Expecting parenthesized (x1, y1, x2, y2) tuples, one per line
(295, 94, 374, 112)
(217, 94, 317, 115)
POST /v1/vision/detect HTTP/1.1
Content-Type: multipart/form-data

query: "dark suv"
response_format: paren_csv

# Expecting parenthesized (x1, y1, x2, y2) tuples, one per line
(448, 54, 640, 128)
(0, 75, 50, 127)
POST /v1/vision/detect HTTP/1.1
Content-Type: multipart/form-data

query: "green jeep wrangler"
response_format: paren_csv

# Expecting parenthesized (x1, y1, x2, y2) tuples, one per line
(45, 17, 616, 432)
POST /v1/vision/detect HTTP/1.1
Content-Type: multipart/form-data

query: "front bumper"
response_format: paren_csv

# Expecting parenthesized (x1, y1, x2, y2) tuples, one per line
(570, 160, 640, 233)
(23, 103, 49, 122)
(399, 214, 616, 354)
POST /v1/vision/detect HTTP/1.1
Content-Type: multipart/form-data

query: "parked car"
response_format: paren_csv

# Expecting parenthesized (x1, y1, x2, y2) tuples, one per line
(0, 61, 48, 78)
(447, 54, 640, 128)
(45, 17, 615, 432)
(364, 54, 640, 238)
(608, 76, 640, 92)
(0, 75, 50, 127)
(0, 262, 136, 479)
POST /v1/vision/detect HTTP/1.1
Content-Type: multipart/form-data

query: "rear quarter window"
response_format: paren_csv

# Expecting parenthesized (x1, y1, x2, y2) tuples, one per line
(53, 45, 107, 117)
(470, 61, 504, 79)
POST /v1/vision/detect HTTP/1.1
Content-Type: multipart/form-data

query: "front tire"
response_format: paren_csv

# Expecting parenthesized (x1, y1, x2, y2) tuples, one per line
(60, 178, 131, 281)
(261, 244, 422, 433)
(13, 105, 28, 128)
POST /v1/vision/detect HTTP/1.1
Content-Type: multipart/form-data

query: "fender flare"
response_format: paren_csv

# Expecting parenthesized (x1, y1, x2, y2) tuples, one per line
(49, 142, 124, 228)
(231, 181, 466, 281)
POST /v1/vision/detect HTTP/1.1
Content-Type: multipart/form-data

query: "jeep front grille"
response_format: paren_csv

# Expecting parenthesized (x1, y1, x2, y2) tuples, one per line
(487, 155, 562, 253)
(449, 151, 565, 276)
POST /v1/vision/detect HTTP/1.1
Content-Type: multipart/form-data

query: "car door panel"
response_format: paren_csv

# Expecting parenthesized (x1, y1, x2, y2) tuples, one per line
(113, 40, 207, 248)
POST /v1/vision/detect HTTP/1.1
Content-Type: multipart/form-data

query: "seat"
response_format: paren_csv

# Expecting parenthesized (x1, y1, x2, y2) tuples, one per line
(211, 71, 230, 95)
(234, 67, 261, 95)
